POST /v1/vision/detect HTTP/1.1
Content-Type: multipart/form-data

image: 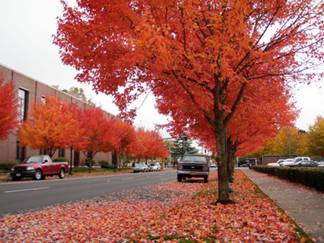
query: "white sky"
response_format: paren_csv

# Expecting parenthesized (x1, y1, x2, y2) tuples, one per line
(0, 0, 323, 134)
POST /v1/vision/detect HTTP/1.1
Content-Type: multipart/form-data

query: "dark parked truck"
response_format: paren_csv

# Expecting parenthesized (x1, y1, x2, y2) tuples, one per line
(177, 155, 209, 183)
(10, 155, 69, 181)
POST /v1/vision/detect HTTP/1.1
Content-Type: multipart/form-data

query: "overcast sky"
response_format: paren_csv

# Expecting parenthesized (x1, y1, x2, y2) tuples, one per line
(0, 0, 323, 135)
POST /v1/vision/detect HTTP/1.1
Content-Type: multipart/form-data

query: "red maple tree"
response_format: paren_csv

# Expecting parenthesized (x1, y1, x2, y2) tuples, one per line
(0, 75, 18, 140)
(55, 0, 323, 202)
(105, 119, 136, 168)
(182, 77, 297, 181)
(76, 106, 112, 159)
(19, 97, 81, 157)
(128, 128, 168, 161)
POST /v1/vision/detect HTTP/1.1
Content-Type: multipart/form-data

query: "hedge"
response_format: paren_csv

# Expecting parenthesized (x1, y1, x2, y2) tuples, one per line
(253, 166, 324, 191)
(0, 162, 16, 171)
(99, 160, 114, 169)
(53, 157, 69, 162)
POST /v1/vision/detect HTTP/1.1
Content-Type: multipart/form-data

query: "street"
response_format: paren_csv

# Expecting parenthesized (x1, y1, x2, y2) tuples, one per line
(0, 170, 176, 215)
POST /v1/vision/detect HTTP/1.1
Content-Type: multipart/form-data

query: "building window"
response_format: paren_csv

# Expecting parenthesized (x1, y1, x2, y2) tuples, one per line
(16, 141, 26, 162)
(18, 88, 29, 121)
(58, 148, 65, 158)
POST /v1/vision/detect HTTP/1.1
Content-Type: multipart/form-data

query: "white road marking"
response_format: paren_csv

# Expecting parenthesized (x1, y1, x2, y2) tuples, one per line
(4, 187, 49, 193)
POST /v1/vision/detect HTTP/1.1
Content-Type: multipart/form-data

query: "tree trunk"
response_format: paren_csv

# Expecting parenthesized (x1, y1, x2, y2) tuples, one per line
(215, 125, 230, 203)
(48, 148, 56, 158)
(69, 147, 73, 175)
(116, 152, 121, 169)
(226, 139, 234, 183)
(112, 152, 117, 170)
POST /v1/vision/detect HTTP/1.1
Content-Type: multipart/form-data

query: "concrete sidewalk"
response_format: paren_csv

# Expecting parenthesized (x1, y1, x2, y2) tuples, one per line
(242, 168, 324, 242)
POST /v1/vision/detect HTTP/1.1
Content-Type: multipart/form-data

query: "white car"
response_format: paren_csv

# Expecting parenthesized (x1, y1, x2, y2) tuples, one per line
(267, 159, 285, 167)
(280, 157, 312, 167)
(133, 163, 149, 173)
(294, 157, 311, 162)
(280, 159, 296, 166)
(150, 163, 161, 171)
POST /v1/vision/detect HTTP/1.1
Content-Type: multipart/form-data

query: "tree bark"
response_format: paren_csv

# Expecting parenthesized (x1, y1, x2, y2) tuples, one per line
(226, 139, 235, 183)
(48, 148, 56, 158)
(215, 124, 230, 202)
(112, 152, 118, 169)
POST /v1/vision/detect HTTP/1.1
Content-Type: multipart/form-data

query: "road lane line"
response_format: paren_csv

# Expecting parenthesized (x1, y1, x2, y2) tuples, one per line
(4, 187, 49, 193)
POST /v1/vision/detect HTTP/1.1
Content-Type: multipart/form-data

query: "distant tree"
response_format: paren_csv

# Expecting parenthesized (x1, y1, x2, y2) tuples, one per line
(62, 87, 87, 101)
(57, 86, 95, 105)
(0, 76, 18, 140)
(169, 135, 198, 162)
(127, 128, 169, 162)
(105, 119, 136, 168)
(250, 126, 309, 157)
(307, 117, 324, 157)
(76, 106, 111, 159)
(19, 97, 81, 157)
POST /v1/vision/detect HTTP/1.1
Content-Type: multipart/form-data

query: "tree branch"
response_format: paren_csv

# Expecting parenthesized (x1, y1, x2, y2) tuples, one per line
(171, 70, 216, 127)
(224, 82, 247, 125)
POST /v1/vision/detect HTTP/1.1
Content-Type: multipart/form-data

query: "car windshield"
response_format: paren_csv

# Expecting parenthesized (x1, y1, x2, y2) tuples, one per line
(182, 156, 207, 163)
(23, 156, 43, 163)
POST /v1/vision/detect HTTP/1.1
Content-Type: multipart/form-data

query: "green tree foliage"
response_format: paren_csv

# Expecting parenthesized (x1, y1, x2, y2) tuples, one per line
(250, 127, 307, 157)
(169, 135, 198, 162)
(53, 85, 95, 105)
(307, 117, 324, 157)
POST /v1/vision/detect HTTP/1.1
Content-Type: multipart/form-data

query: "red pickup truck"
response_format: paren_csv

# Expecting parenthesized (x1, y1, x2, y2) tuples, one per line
(10, 155, 69, 181)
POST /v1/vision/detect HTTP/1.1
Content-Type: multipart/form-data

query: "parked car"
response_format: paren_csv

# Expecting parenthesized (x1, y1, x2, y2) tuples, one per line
(177, 155, 209, 183)
(289, 160, 318, 167)
(239, 163, 250, 167)
(294, 157, 311, 162)
(133, 163, 149, 173)
(150, 163, 161, 171)
(280, 157, 312, 167)
(267, 159, 285, 167)
(10, 155, 68, 181)
(279, 158, 296, 166)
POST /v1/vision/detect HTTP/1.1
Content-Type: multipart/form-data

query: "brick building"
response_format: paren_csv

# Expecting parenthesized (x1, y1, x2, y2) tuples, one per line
(0, 64, 112, 165)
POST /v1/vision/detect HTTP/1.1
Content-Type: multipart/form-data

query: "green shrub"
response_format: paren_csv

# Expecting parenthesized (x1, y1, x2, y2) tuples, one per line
(0, 162, 16, 171)
(85, 157, 95, 168)
(99, 160, 114, 169)
(53, 157, 69, 162)
(253, 166, 324, 191)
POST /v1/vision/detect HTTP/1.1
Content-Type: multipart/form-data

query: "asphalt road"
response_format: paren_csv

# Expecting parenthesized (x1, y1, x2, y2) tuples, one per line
(0, 170, 176, 216)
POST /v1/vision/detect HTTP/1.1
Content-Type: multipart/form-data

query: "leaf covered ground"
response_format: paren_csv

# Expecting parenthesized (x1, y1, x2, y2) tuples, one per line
(0, 171, 301, 242)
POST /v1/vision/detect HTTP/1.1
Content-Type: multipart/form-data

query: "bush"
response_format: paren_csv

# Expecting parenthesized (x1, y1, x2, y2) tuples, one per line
(253, 166, 324, 191)
(99, 160, 114, 169)
(53, 157, 69, 162)
(0, 162, 16, 171)
(85, 157, 95, 168)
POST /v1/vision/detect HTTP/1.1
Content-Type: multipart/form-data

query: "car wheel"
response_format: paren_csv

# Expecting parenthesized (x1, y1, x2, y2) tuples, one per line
(177, 175, 182, 182)
(204, 176, 208, 183)
(58, 168, 65, 179)
(12, 176, 21, 181)
(34, 170, 43, 180)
